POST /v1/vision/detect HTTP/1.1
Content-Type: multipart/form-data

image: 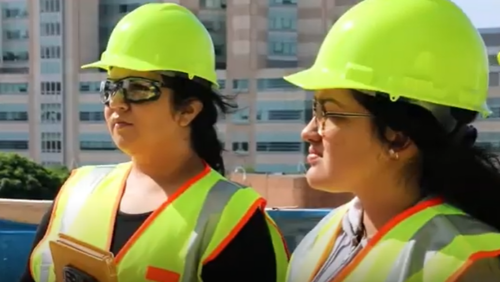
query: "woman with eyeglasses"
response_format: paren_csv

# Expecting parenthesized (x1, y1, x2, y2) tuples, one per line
(284, 0, 500, 281)
(20, 3, 288, 282)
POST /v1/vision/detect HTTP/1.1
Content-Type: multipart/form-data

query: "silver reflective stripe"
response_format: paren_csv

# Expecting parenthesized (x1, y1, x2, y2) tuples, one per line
(386, 214, 497, 282)
(181, 179, 246, 282)
(290, 212, 498, 282)
(38, 165, 117, 282)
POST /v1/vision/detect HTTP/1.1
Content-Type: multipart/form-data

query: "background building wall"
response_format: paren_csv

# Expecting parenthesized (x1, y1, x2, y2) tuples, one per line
(1, 0, 500, 174)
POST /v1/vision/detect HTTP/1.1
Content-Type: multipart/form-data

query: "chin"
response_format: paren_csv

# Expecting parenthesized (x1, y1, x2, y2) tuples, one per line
(305, 169, 346, 193)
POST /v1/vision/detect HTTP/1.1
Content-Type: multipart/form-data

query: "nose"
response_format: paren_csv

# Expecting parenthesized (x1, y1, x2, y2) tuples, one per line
(301, 118, 321, 143)
(107, 91, 130, 111)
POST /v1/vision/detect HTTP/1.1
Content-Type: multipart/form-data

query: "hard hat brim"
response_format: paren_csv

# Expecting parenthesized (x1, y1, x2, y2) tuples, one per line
(286, 67, 493, 118)
(81, 54, 162, 71)
(284, 67, 378, 92)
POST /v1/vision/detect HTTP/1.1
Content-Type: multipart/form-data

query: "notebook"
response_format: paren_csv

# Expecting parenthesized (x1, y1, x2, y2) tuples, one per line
(49, 233, 118, 282)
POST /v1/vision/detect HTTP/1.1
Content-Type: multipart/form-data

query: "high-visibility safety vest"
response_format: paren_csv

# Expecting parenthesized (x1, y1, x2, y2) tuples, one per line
(287, 198, 500, 282)
(29, 163, 289, 282)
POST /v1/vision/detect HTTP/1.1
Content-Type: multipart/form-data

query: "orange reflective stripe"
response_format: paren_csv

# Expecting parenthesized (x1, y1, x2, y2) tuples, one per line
(202, 197, 263, 264)
(115, 164, 211, 264)
(446, 249, 500, 281)
(329, 197, 444, 282)
(261, 200, 291, 259)
(146, 266, 180, 282)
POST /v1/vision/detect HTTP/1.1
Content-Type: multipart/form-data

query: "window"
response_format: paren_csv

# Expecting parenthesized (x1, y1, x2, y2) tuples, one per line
(200, 0, 227, 9)
(0, 111, 28, 121)
(489, 54, 499, 66)
(268, 110, 302, 121)
(232, 142, 249, 152)
(201, 19, 225, 32)
(4, 29, 29, 40)
(269, 0, 297, 5)
(80, 141, 117, 151)
(41, 132, 62, 153)
(40, 46, 61, 59)
(268, 8, 297, 31)
(118, 4, 140, 14)
(41, 103, 62, 123)
(41, 82, 61, 95)
(80, 111, 105, 122)
(257, 78, 297, 91)
(481, 33, 500, 47)
(480, 98, 500, 120)
(477, 132, 500, 154)
(268, 35, 297, 56)
(42, 161, 62, 167)
(2, 51, 29, 62)
(490, 72, 500, 87)
(477, 141, 500, 153)
(217, 79, 226, 89)
(231, 107, 250, 123)
(40, 0, 61, 13)
(0, 140, 28, 150)
(40, 22, 61, 36)
(214, 43, 225, 56)
(2, 7, 28, 18)
(255, 163, 302, 173)
(232, 79, 249, 92)
(0, 83, 28, 94)
(80, 82, 101, 93)
(0, 67, 29, 74)
(256, 142, 301, 152)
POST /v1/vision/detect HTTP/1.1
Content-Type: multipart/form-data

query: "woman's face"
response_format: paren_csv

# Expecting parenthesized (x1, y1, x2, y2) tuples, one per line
(104, 67, 193, 156)
(302, 89, 389, 193)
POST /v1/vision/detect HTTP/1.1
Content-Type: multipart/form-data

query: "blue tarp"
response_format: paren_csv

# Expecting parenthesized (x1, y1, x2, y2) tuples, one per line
(0, 209, 331, 281)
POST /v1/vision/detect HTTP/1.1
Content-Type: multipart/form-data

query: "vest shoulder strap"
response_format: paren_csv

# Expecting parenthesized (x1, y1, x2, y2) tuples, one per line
(58, 164, 124, 233)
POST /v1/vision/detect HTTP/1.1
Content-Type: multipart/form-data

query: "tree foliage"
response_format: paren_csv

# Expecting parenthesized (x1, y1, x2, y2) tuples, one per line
(0, 153, 70, 200)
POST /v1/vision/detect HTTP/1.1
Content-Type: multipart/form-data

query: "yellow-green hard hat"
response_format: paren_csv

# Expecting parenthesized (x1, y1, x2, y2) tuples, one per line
(285, 0, 490, 116)
(82, 3, 218, 85)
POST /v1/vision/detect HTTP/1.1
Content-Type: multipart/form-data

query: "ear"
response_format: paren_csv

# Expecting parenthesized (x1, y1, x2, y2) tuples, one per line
(383, 128, 417, 160)
(177, 99, 203, 127)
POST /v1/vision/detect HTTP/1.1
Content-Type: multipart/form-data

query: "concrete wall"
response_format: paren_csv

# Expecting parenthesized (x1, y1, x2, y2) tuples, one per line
(0, 173, 351, 224)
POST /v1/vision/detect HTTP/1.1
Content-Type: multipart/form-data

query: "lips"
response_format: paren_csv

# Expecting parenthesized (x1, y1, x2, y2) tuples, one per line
(308, 146, 323, 157)
(307, 146, 322, 165)
(114, 121, 132, 126)
(111, 119, 133, 130)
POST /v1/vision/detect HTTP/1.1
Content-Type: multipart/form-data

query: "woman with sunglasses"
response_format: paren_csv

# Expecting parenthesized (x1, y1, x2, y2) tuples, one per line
(21, 3, 288, 282)
(284, 0, 500, 281)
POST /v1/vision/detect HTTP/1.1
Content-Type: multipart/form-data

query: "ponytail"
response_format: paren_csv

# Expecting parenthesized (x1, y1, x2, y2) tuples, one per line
(164, 74, 236, 176)
(191, 121, 226, 175)
(353, 91, 500, 230)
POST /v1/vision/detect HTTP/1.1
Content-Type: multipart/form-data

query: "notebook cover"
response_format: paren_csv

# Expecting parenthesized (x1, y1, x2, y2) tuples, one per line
(49, 233, 118, 282)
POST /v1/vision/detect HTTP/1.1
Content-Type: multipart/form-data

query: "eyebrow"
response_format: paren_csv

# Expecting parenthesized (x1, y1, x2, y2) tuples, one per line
(315, 97, 345, 108)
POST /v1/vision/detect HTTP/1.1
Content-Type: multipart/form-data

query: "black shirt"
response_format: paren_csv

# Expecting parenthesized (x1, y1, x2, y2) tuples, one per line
(19, 203, 278, 282)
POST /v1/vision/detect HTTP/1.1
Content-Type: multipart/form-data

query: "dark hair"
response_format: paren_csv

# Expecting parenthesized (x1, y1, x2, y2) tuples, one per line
(352, 90, 500, 230)
(162, 74, 236, 176)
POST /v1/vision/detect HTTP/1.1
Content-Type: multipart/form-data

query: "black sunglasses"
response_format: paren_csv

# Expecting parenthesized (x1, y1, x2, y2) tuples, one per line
(100, 72, 216, 105)
(100, 77, 164, 105)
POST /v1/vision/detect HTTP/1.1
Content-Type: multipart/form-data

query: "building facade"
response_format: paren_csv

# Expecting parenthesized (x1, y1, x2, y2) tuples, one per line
(476, 27, 500, 150)
(1, 0, 498, 173)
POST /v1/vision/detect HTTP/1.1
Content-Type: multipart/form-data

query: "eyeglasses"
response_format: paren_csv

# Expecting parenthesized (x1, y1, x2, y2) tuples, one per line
(313, 100, 372, 127)
(100, 77, 164, 105)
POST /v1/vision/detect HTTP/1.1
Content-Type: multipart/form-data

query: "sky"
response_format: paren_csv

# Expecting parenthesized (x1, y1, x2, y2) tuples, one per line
(452, 0, 500, 29)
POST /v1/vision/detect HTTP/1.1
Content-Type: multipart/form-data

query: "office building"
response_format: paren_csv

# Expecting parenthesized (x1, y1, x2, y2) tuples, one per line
(3, 0, 497, 173)
(1, 0, 360, 173)
(476, 27, 500, 150)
